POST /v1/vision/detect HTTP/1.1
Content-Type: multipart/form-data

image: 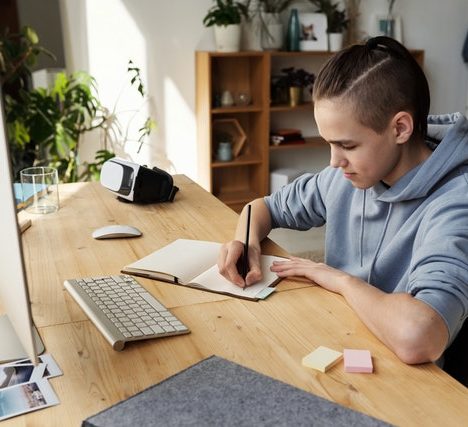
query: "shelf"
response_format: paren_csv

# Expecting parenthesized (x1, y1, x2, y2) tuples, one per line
(270, 50, 332, 57)
(215, 188, 260, 206)
(212, 154, 263, 168)
(212, 118, 247, 157)
(201, 50, 331, 58)
(196, 49, 424, 211)
(203, 49, 424, 61)
(269, 136, 326, 151)
(203, 51, 265, 58)
(212, 105, 263, 114)
(270, 102, 314, 112)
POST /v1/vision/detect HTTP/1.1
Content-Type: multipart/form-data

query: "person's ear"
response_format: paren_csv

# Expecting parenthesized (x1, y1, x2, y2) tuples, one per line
(392, 111, 413, 145)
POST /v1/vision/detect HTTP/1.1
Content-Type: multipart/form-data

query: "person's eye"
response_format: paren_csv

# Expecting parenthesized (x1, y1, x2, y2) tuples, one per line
(342, 145, 357, 150)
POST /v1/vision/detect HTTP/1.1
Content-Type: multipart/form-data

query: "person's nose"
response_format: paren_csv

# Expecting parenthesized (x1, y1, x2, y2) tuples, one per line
(329, 146, 348, 169)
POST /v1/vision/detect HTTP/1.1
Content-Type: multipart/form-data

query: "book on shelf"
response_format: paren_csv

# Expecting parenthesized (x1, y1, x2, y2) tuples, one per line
(121, 239, 285, 301)
(270, 128, 305, 146)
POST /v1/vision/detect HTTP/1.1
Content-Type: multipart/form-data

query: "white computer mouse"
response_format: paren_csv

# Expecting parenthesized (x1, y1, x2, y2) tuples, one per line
(92, 224, 142, 239)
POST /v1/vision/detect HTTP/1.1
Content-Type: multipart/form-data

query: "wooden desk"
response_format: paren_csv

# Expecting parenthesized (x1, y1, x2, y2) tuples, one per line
(7, 176, 468, 426)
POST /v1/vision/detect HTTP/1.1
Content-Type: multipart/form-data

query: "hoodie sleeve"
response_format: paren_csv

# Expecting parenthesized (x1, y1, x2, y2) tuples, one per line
(407, 198, 468, 345)
(264, 168, 334, 230)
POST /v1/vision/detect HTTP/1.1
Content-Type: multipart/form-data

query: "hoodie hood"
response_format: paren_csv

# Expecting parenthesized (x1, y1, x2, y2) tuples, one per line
(360, 113, 468, 277)
(375, 112, 468, 203)
(264, 112, 468, 345)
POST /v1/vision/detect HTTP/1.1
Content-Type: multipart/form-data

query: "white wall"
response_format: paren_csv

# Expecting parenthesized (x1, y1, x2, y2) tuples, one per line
(17, 0, 66, 70)
(358, 0, 468, 115)
(55, 0, 468, 183)
(60, 0, 213, 181)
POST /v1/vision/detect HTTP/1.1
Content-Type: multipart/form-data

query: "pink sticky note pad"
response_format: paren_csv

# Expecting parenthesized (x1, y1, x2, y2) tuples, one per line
(344, 349, 373, 373)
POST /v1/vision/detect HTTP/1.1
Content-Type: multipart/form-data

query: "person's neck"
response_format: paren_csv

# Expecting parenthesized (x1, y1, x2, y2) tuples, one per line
(383, 138, 432, 187)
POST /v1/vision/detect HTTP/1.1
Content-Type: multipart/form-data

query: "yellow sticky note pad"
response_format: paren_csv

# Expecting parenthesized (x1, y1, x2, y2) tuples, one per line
(302, 346, 343, 372)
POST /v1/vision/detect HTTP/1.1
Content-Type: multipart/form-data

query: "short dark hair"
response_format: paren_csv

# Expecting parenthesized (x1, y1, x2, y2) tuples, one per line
(312, 36, 430, 139)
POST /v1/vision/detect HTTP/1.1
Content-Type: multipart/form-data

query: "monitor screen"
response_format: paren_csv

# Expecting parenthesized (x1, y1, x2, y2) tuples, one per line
(0, 87, 44, 364)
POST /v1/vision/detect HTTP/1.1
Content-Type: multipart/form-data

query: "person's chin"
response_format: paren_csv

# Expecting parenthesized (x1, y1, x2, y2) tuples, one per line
(352, 183, 370, 189)
(346, 175, 374, 190)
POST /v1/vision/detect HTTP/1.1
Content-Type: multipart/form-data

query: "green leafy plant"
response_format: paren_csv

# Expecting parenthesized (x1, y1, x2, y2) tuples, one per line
(1, 26, 155, 183)
(6, 64, 155, 183)
(276, 67, 315, 89)
(309, 0, 349, 33)
(0, 26, 54, 91)
(5, 71, 106, 182)
(271, 67, 315, 104)
(101, 60, 156, 156)
(203, 0, 249, 27)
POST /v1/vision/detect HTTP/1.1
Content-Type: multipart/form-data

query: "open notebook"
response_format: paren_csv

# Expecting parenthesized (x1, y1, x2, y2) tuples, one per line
(121, 239, 285, 301)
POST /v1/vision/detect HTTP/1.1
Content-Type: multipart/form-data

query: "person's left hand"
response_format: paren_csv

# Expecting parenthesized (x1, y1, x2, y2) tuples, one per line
(270, 257, 351, 295)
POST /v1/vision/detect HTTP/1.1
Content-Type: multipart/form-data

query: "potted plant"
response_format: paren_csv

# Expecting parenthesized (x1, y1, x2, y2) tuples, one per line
(257, 0, 293, 50)
(203, 0, 249, 52)
(5, 71, 108, 182)
(273, 67, 315, 106)
(0, 26, 55, 92)
(5, 64, 155, 183)
(2, 27, 154, 182)
(0, 26, 55, 177)
(308, 0, 349, 51)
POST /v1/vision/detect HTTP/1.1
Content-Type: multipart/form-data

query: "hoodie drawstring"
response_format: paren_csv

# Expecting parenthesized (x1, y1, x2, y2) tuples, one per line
(359, 190, 366, 267)
(367, 204, 393, 283)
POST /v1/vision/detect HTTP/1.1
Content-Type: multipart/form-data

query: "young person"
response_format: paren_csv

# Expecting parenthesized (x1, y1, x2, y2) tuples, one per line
(217, 36, 468, 370)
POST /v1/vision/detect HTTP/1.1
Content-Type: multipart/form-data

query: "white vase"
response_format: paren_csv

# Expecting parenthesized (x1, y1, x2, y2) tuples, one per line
(221, 90, 234, 107)
(214, 24, 241, 52)
(328, 32, 343, 52)
(242, 16, 263, 51)
(262, 23, 284, 51)
(261, 12, 283, 51)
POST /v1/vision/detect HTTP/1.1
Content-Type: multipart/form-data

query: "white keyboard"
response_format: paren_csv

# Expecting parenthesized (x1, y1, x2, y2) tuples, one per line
(64, 275, 190, 351)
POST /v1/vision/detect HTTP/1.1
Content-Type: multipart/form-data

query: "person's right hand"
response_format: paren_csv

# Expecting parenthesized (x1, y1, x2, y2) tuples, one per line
(217, 240, 263, 288)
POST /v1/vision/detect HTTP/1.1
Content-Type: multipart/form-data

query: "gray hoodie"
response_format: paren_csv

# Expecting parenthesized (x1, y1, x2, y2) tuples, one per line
(265, 113, 468, 346)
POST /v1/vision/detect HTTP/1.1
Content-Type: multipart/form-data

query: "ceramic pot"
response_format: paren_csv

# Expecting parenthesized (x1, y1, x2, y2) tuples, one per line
(289, 87, 302, 107)
(217, 142, 233, 161)
(261, 12, 283, 51)
(242, 16, 263, 51)
(262, 23, 283, 51)
(221, 90, 234, 107)
(214, 24, 241, 52)
(328, 32, 344, 52)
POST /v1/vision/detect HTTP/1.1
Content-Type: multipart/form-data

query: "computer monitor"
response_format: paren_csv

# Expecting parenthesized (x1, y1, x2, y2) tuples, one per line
(0, 87, 44, 364)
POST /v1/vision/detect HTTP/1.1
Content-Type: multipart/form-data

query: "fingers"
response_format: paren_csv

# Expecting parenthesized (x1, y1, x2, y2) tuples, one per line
(245, 246, 262, 287)
(217, 241, 245, 287)
(217, 241, 263, 288)
(270, 257, 318, 277)
(270, 263, 301, 277)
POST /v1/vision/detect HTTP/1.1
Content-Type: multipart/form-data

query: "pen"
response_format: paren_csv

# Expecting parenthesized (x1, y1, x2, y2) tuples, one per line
(242, 204, 251, 290)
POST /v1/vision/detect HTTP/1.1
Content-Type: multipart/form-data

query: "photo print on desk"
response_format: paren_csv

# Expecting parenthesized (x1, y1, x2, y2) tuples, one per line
(0, 354, 62, 421)
(0, 364, 46, 389)
(0, 380, 59, 421)
(9, 353, 63, 379)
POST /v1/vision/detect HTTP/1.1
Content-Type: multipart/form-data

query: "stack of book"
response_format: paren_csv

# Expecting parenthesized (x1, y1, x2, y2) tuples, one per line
(270, 129, 305, 146)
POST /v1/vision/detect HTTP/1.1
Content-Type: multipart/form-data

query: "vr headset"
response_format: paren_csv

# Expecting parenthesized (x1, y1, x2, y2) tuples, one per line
(100, 157, 179, 203)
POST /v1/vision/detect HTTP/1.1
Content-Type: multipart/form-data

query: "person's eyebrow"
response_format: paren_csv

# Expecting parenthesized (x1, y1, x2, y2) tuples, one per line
(327, 139, 355, 146)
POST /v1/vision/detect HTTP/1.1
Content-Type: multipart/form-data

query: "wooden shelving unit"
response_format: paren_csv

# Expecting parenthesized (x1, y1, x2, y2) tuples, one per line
(196, 49, 424, 212)
(269, 136, 325, 151)
(270, 103, 315, 112)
